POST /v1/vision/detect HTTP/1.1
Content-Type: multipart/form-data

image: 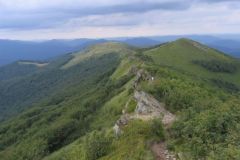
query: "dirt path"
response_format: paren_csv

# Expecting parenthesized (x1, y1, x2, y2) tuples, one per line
(151, 115, 177, 160)
(151, 142, 176, 160)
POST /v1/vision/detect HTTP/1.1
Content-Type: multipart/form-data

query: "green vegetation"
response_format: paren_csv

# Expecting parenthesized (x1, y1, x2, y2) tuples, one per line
(140, 64, 240, 159)
(45, 120, 164, 160)
(193, 59, 237, 73)
(62, 42, 136, 69)
(126, 98, 137, 113)
(0, 61, 40, 81)
(83, 131, 112, 160)
(138, 39, 240, 159)
(211, 79, 239, 93)
(0, 39, 240, 160)
(0, 52, 122, 159)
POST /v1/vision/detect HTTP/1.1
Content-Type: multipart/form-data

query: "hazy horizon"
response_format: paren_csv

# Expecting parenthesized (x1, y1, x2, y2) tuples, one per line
(1, 33, 240, 41)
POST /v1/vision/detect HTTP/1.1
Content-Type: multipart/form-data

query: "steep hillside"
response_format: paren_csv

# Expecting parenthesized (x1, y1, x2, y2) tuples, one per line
(0, 43, 124, 121)
(145, 38, 240, 91)
(0, 39, 240, 160)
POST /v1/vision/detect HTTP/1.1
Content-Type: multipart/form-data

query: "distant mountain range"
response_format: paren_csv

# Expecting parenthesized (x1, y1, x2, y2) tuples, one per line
(0, 39, 107, 66)
(0, 34, 240, 66)
(116, 35, 240, 57)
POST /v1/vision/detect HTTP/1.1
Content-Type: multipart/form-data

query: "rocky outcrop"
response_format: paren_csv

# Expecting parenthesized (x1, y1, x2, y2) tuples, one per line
(134, 91, 175, 126)
(113, 124, 122, 138)
(113, 114, 131, 137)
(113, 68, 175, 138)
(134, 91, 161, 115)
(131, 68, 152, 89)
(116, 114, 130, 126)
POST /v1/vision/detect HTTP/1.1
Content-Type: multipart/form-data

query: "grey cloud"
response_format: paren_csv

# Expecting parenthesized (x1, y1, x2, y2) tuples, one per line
(1, 0, 239, 31)
(195, 0, 240, 3)
(82, 1, 190, 14)
(0, 1, 190, 30)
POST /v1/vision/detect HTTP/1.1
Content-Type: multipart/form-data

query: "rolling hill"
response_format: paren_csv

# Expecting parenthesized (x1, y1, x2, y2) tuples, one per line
(117, 35, 240, 58)
(0, 39, 106, 66)
(0, 39, 240, 160)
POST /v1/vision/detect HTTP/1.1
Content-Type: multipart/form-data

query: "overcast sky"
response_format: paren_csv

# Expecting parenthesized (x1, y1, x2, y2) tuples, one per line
(0, 0, 240, 40)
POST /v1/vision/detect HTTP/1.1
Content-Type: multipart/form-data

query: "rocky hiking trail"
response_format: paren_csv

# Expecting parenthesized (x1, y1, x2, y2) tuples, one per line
(151, 142, 176, 160)
(133, 90, 177, 160)
(113, 67, 177, 160)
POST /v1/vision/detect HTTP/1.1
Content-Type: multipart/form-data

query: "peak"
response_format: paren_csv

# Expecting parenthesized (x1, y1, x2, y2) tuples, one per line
(149, 38, 202, 50)
(84, 41, 135, 54)
(84, 41, 135, 52)
(62, 42, 136, 69)
(168, 38, 211, 52)
(88, 41, 132, 50)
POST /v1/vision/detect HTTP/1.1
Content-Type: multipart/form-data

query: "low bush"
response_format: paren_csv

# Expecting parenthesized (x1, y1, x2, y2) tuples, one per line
(83, 131, 112, 160)
(193, 60, 237, 73)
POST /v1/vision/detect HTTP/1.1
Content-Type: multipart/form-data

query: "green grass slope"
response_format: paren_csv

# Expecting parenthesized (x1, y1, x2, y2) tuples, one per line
(62, 42, 136, 69)
(145, 38, 240, 90)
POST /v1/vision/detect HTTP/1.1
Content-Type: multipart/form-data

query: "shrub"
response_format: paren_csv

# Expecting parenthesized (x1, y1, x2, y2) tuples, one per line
(126, 98, 137, 113)
(47, 120, 77, 153)
(211, 79, 239, 92)
(151, 119, 165, 140)
(83, 131, 112, 160)
(135, 53, 153, 62)
(193, 60, 237, 73)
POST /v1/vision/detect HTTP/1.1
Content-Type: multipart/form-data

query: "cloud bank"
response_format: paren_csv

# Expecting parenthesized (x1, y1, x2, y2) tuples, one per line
(0, 0, 239, 40)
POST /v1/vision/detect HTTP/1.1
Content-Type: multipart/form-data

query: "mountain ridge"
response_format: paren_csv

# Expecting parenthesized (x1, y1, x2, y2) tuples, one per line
(1, 34, 240, 66)
(0, 38, 240, 160)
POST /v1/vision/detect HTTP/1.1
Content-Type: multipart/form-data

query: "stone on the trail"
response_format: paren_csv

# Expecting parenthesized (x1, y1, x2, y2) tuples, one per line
(113, 124, 121, 137)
